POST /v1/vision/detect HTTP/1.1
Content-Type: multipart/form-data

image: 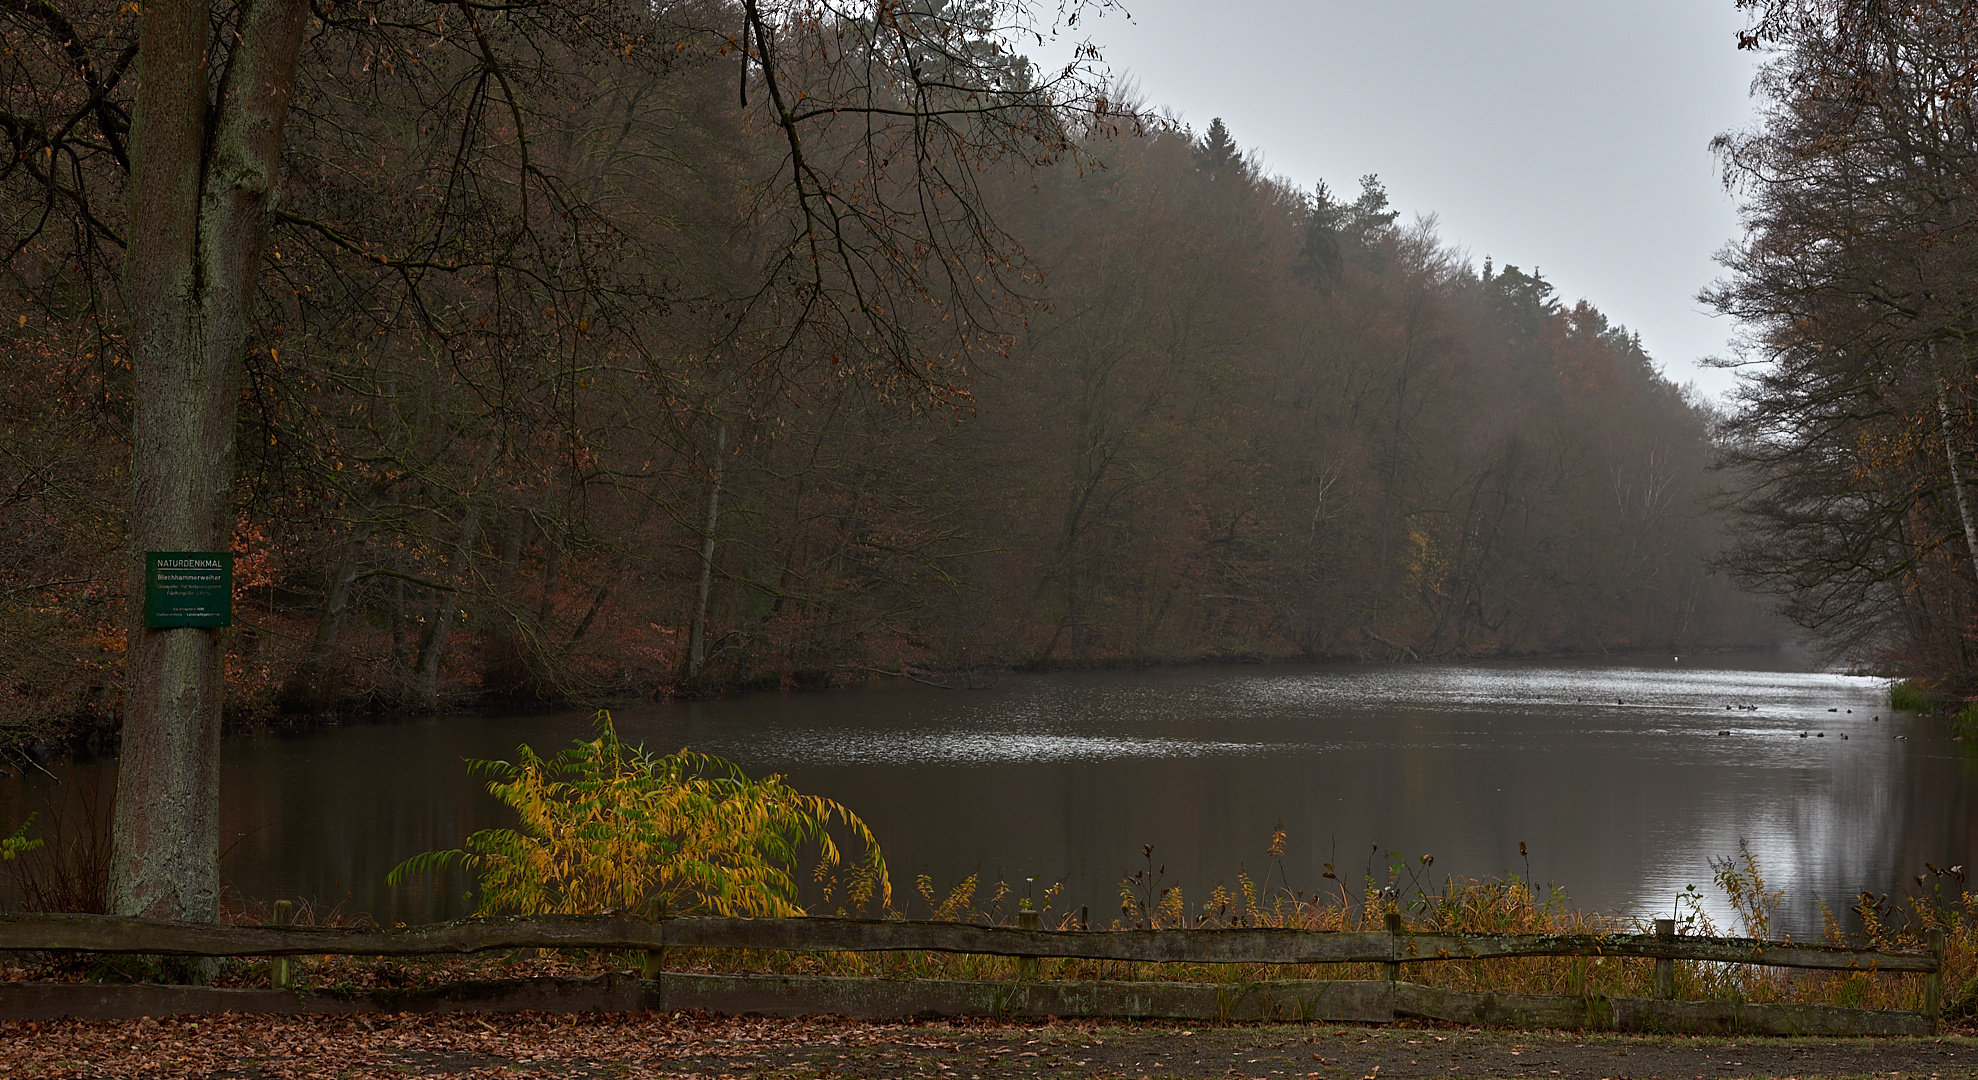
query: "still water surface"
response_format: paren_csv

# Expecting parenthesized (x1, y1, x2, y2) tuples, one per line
(7, 654, 1974, 935)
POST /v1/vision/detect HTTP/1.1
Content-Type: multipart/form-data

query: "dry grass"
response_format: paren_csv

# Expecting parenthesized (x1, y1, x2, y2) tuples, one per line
(599, 836, 1973, 1017)
(605, 846, 1953, 1017)
(2, 816, 1967, 1017)
(0, 865, 1958, 1018)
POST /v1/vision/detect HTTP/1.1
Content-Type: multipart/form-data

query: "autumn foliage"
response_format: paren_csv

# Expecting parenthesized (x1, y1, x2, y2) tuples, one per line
(0, 3, 1778, 745)
(387, 712, 887, 917)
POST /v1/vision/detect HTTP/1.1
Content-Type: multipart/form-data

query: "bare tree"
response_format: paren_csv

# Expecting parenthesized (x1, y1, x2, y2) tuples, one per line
(3, 0, 1122, 939)
(1709, 0, 1978, 676)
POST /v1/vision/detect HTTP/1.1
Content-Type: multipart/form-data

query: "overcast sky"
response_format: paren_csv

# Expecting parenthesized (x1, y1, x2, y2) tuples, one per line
(1038, 0, 1764, 400)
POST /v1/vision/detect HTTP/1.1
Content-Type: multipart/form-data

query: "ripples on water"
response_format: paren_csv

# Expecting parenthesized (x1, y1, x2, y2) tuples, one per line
(721, 664, 1889, 764)
(2, 653, 1969, 936)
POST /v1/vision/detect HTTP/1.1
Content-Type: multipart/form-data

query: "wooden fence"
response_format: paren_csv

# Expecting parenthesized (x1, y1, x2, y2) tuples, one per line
(0, 910, 1945, 1036)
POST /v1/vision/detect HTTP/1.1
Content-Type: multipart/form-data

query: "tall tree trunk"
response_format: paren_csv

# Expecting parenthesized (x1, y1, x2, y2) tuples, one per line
(483, 509, 540, 699)
(277, 514, 374, 713)
(686, 422, 727, 681)
(388, 575, 411, 679)
(1938, 372, 1978, 574)
(408, 442, 499, 707)
(112, 0, 307, 927)
(411, 498, 486, 709)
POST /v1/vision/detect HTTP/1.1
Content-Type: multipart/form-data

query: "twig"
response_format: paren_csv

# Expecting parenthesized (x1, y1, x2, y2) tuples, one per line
(858, 666, 998, 690)
(0, 578, 91, 599)
(9, 749, 61, 783)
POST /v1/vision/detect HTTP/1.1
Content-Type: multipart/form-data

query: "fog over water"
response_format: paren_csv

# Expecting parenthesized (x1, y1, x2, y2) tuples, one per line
(6, 654, 1968, 936)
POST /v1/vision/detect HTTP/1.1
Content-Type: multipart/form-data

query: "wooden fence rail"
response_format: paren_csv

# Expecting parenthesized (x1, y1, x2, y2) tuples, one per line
(0, 911, 1941, 973)
(0, 911, 1945, 1035)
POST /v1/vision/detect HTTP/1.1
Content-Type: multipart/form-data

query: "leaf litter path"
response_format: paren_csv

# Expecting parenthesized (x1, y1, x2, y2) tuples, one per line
(3, 1012, 1977, 1079)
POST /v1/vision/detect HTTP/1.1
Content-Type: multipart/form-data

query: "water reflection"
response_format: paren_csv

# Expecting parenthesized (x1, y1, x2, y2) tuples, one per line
(2, 654, 1972, 936)
(750, 731, 1282, 765)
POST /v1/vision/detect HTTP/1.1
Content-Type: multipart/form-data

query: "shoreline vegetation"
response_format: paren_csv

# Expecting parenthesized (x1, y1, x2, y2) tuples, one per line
(1886, 678, 1978, 733)
(3, 842, 1971, 1021)
(4, 715, 1972, 1022)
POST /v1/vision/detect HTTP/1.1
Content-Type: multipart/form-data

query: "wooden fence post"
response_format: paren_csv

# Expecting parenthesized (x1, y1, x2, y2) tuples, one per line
(641, 917, 666, 982)
(1384, 912, 1403, 984)
(641, 911, 665, 980)
(269, 901, 293, 989)
(1653, 918, 1675, 1000)
(1016, 908, 1039, 982)
(1925, 927, 1945, 1033)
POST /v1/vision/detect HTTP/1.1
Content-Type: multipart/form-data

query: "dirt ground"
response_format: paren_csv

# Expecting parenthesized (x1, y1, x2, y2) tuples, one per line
(3, 1012, 1977, 1079)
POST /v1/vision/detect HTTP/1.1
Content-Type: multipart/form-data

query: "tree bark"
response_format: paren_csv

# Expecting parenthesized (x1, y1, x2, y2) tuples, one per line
(686, 422, 727, 681)
(411, 499, 485, 709)
(407, 440, 500, 707)
(1937, 372, 1978, 574)
(112, 0, 308, 927)
(277, 508, 376, 713)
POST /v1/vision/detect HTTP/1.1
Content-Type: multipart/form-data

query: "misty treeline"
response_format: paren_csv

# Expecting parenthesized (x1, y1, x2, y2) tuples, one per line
(1709, 0, 1978, 695)
(0, 0, 1772, 739)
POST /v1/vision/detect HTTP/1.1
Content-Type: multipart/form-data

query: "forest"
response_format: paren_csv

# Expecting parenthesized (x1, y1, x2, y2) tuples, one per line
(0, 0, 1783, 752)
(1704, 0, 1978, 705)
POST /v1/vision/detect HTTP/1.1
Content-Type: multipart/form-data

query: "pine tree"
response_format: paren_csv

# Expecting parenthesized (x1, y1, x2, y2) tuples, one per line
(1195, 117, 1243, 183)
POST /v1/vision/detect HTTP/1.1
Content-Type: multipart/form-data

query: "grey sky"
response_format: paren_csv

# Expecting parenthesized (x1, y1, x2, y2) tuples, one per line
(1042, 1, 1764, 400)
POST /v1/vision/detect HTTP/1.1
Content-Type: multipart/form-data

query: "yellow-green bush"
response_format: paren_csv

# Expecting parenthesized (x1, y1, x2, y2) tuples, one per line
(389, 712, 887, 917)
(1, 814, 37, 861)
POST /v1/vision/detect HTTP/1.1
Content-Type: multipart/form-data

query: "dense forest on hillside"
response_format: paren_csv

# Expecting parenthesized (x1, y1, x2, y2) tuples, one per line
(0, 2, 1778, 744)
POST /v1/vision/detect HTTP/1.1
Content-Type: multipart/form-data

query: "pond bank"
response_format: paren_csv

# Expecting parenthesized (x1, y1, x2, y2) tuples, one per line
(2, 656, 1941, 936)
(5, 645, 1812, 759)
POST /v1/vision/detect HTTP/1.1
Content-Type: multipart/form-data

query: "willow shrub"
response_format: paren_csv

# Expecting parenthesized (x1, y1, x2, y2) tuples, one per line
(389, 713, 888, 917)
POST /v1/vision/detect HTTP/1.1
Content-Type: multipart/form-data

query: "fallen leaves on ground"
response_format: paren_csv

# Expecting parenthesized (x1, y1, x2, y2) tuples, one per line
(5, 1012, 1978, 1080)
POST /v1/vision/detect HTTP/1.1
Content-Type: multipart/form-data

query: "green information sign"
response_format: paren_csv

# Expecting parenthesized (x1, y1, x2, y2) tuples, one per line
(144, 552, 233, 628)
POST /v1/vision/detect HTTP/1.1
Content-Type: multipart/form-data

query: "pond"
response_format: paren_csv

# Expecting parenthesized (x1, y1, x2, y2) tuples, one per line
(3, 653, 1970, 937)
